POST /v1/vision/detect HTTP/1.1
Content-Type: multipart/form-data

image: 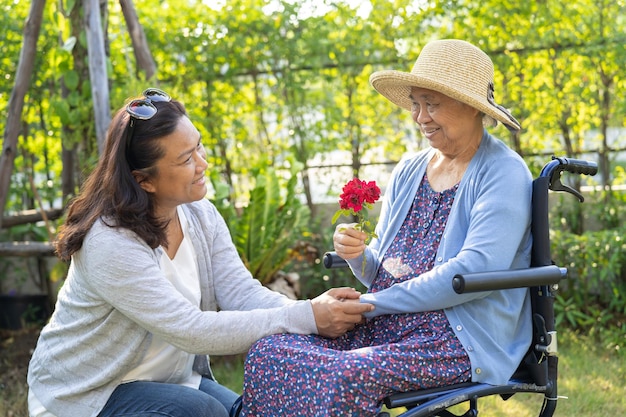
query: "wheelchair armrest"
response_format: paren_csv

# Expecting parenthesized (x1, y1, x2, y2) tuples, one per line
(324, 252, 567, 293)
(323, 251, 349, 269)
(452, 265, 567, 294)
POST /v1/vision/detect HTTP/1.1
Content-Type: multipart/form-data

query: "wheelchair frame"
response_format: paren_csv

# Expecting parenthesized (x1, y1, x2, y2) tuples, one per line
(321, 156, 597, 417)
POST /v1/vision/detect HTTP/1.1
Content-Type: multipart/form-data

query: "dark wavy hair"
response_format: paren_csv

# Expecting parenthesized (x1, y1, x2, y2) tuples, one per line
(55, 98, 188, 261)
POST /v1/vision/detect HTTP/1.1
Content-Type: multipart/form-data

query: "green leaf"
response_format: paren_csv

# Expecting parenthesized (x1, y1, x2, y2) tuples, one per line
(63, 70, 79, 90)
(52, 100, 71, 125)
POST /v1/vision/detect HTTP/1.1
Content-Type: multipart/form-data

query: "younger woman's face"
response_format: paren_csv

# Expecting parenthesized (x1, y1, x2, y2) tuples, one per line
(138, 116, 208, 217)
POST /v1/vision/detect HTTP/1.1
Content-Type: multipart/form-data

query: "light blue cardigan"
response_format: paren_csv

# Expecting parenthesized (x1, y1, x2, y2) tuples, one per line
(355, 131, 533, 385)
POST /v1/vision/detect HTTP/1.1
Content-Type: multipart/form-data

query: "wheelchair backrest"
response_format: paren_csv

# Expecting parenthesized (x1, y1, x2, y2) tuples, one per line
(517, 157, 597, 387)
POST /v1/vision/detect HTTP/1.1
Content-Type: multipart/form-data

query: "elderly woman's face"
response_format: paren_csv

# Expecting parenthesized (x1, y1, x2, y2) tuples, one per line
(409, 87, 482, 154)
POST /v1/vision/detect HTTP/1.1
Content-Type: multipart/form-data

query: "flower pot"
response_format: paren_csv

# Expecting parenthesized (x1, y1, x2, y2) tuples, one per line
(0, 294, 51, 330)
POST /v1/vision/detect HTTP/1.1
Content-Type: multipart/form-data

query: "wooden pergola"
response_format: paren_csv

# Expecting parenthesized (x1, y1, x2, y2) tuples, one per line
(0, 0, 157, 254)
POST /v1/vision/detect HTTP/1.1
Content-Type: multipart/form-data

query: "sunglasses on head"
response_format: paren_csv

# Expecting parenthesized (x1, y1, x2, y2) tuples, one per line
(125, 88, 171, 169)
(126, 88, 171, 121)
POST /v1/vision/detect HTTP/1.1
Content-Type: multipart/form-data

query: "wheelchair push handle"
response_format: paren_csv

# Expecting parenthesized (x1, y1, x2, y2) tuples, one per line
(541, 156, 598, 202)
(551, 156, 598, 176)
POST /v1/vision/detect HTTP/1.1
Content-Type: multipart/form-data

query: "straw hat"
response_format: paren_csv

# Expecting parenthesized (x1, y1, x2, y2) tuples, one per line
(369, 39, 521, 132)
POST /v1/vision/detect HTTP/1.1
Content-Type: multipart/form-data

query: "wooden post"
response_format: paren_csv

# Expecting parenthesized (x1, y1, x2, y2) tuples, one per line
(0, 0, 46, 228)
(119, 0, 157, 80)
(84, 0, 111, 153)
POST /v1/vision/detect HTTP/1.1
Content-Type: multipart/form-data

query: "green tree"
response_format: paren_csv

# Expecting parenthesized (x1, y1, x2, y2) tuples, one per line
(1, 0, 625, 305)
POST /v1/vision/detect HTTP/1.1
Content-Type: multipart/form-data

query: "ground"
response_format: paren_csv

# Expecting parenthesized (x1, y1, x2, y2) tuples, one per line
(0, 326, 40, 415)
(0, 327, 39, 376)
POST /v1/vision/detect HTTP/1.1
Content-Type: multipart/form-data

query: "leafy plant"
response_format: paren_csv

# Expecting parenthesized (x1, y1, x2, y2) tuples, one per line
(554, 294, 596, 328)
(210, 161, 311, 285)
(551, 223, 626, 356)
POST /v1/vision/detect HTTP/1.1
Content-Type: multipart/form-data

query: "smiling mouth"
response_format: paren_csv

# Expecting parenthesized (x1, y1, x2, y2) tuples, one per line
(193, 176, 206, 185)
(423, 127, 440, 137)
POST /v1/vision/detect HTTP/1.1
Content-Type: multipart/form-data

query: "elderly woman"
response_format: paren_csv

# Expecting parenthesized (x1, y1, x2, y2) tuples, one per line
(240, 39, 533, 416)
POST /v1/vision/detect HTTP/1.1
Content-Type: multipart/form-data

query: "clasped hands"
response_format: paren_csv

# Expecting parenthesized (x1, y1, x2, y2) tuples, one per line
(310, 287, 374, 338)
(311, 223, 373, 339)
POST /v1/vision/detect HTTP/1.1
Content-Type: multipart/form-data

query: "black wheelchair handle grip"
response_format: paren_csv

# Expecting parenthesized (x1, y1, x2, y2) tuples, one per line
(323, 252, 349, 269)
(554, 157, 598, 176)
(452, 265, 567, 294)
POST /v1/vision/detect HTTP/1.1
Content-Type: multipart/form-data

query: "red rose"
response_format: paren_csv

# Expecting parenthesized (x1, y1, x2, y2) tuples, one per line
(332, 178, 381, 275)
(362, 180, 381, 204)
(338, 179, 381, 213)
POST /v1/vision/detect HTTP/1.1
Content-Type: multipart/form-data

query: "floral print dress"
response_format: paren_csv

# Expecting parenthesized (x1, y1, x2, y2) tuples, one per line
(240, 176, 471, 416)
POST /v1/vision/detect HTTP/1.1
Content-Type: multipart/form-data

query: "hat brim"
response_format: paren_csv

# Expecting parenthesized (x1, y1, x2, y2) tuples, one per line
(370, 70, 521, 131)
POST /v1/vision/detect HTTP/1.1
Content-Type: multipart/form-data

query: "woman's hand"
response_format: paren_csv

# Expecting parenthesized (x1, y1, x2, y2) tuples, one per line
(333, 223, 368, 260)
(310, 287, 374, 338)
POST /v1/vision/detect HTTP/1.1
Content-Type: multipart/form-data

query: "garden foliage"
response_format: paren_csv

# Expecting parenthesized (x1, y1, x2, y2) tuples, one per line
(1, 0, 625, 344)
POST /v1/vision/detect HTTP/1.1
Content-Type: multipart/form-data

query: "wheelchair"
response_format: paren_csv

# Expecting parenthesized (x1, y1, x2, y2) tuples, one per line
(230, 156, 597, 417)
(322, 156, 597, 417)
